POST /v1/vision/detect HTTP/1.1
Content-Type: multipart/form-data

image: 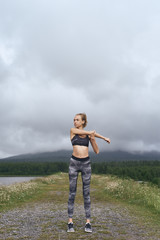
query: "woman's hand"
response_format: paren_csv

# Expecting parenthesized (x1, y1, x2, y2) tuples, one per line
(89, 130, 96, 136)
(94, 131, 110, 144)
(104, 137, 110, 144)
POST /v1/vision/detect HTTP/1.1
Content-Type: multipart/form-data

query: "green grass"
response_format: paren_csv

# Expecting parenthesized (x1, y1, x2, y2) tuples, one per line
(91, 174, 160, 214)
(0, 173, 70, 212)
(0, 180, 41, 211)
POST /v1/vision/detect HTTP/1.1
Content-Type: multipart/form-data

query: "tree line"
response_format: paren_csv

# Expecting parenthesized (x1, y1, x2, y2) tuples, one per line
(92, 161, 160, 187)
(0, 160, 160, 187)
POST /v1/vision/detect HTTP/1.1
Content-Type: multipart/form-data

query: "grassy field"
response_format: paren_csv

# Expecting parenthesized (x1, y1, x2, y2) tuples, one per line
(0, 173, 160, 239)
(1, 173, 160, 214)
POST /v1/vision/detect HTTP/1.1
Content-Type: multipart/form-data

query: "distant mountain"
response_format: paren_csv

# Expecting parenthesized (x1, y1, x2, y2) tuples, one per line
(1, 150, 160, 163)
(0, 150, 72, 163)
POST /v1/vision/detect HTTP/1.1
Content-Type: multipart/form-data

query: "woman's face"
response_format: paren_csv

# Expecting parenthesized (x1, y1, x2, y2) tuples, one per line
(74, 115, 84, 128)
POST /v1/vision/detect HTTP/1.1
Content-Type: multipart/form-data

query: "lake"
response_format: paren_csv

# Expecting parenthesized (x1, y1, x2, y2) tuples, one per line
(0, 176, 40, 186)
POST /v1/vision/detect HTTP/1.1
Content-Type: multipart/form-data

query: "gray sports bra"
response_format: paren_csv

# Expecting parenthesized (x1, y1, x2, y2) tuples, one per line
(71, 134, 89, 147)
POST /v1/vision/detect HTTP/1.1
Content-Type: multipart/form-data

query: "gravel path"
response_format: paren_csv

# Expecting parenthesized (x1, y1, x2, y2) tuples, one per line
(0, 202, 160, 240)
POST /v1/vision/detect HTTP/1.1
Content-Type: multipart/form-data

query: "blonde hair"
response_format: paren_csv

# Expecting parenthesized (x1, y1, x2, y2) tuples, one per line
(76, 113, 88, 128)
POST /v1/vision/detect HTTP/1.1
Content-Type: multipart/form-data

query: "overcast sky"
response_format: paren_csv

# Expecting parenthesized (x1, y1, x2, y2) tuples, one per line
(0, 0, 160, 158)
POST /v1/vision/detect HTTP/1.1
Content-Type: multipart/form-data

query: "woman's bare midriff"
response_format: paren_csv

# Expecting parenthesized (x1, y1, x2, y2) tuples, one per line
(72, 145, 89, 158)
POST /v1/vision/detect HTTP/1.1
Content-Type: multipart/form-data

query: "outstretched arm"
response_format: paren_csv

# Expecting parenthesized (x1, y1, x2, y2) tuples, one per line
(94, 132, 111, 144)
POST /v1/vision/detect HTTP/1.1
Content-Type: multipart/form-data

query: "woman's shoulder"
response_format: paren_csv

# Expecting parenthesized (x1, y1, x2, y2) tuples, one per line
(70, 127, 75, 132)
(70, 128, 76, 140)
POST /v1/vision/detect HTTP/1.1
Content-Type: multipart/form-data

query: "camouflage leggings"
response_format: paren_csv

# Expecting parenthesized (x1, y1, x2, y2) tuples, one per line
(68, 157, 91, 219)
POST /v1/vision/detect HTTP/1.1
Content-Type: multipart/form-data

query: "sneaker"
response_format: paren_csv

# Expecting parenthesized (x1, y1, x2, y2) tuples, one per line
(85, 222, 92, 233)
(67, 222, 75, 232)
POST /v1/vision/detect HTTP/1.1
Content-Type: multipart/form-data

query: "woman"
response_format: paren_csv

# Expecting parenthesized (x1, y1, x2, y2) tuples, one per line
(67, 113, 110, 233)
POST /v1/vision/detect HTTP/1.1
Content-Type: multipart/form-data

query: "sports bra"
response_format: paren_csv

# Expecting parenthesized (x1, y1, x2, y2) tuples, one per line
(71, 134, 89, 147)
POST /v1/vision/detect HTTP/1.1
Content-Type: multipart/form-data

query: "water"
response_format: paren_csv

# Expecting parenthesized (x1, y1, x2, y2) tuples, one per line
(0, 176, 40, 186)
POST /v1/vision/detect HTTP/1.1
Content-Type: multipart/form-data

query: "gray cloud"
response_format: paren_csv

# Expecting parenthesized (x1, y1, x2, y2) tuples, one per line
(0, 0, 160, 157)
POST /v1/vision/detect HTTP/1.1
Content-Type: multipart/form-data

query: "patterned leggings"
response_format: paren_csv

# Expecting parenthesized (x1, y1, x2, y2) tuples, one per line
(68, 157, 91, 219)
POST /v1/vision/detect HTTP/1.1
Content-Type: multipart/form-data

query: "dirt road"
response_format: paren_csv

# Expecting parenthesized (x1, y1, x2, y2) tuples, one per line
(1, 201, 160, 240)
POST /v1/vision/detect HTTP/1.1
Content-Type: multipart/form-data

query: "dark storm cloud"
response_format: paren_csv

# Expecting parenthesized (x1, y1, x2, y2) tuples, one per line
(0, 0, 160, 157)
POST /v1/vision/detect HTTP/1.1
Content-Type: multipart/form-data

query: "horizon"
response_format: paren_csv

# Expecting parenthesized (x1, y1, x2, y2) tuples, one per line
(1, 149, 160, 161)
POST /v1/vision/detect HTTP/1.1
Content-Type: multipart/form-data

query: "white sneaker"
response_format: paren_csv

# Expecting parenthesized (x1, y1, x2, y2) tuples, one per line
(85, 223, 92, 233)
(67, 222, 75, 232)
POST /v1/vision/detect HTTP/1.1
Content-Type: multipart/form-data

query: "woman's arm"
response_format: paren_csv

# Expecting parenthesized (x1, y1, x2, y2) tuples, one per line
(70, 128, 95, 136)
(70, 128, 110, 144)
(89, 134, 99, 154)
(94, 132, 111, 144)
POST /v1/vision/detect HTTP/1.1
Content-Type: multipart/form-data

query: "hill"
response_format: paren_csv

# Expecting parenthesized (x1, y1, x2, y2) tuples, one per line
(1, 150, 160, 163)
